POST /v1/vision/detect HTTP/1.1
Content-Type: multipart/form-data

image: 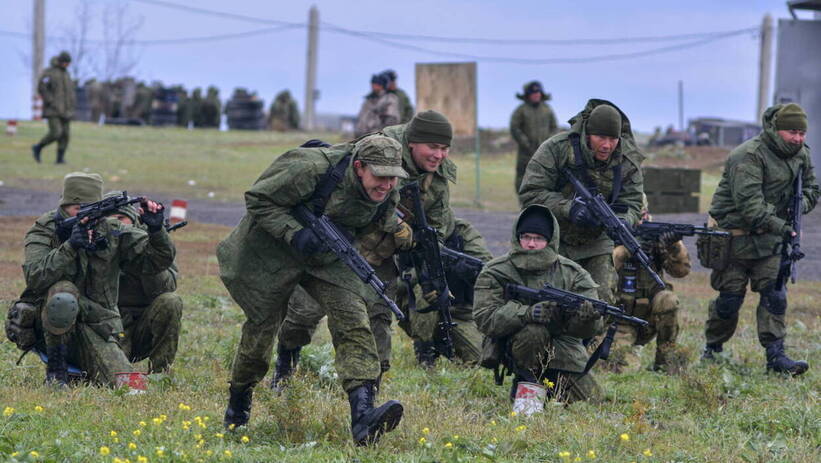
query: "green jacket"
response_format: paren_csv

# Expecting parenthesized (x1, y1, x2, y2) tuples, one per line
(709, 104, 820, 259)
(22, 209, 175, 340)
(474, 205, 604, 372)
(119, 222, 179, 308)
(217, 144, 400, 323)
(269, 91, 300, 130)
(381, 123, 458, 240)
(38, 57, 75, 118)
(510, 101, 557, 154)
(390, 88, 414, 123)
(519, 99, 645, 260)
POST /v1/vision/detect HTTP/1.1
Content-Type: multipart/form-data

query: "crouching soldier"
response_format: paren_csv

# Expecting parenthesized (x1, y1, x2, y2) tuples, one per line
(474, 205, 605, 415)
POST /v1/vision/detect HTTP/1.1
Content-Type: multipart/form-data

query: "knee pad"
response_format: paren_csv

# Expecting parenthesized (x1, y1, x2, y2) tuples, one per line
(652, 291, 679, 315)
(759, 286, 787, 315)
(44, 292, 79, 335)
(715, 292, 744, 320)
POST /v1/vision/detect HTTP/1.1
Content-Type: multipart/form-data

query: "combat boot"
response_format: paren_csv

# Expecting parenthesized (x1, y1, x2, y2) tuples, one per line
(413, 340, 439, 368)
(223, 385, 253, 430)
(44, 344, 69, 387)
(765, 340, 808, 376)
(31, 144, 42, 163)
(56, 149, 66, 164)
(270, 344, 301, 392)
(348, 381, 403, 446)
(700, 343, 723, 362)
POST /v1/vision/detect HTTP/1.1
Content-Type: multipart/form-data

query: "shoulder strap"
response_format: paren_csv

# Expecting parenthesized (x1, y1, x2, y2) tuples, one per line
(569, 132, 624, 203)
(309, 153, 352, 215)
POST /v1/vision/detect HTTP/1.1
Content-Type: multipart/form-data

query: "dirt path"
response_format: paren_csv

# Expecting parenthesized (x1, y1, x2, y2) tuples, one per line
(3, 185, 820, 280)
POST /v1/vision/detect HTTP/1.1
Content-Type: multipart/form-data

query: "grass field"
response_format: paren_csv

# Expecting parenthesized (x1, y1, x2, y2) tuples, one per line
(0, 123, 818, 462)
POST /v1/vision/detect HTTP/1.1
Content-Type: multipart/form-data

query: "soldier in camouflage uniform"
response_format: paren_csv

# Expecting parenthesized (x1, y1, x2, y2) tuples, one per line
(354, 73, 400, 137)
(511, 81, 558, 195)
(107, 193, 183, 373)
(217, 135, 409, 445)
(701, 103, 819, 376)
(606, 196, 690, 373)
(268, 90, 300, 131)
(32, 51, 75, 164)
(9, 173, 172, 388)
(519, 99, 645, 304)
(382, 70, 414, 123)
(474, 205, 605, 411)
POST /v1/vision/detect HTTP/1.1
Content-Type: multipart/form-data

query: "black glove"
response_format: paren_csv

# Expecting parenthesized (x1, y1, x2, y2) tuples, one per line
(68, 223, 91, 250)
(569, 199, 599, 227)
(292, 228, 325, 256)
(659, 231, 682, 250)
(525, 301, 558, 325)
(447, 258, 477, 282)
(141, 204, 165, 233)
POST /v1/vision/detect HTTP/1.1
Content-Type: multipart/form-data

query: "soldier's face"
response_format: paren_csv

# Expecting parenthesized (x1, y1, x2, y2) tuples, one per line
(588, 135, 620, 161)
(354, 161, 398, 202)
(63, 204, 81, 217)
(409, 142, 449, 172)
(519, 233, 548, 250)
(113, 214, 134, 225)
(371, 83, 384, 93)
(777, 129, 806, 146)
(527, 92, 542, 103)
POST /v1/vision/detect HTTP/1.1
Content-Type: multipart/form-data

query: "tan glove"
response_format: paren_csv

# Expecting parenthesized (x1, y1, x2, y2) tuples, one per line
(393, 221, 414, 251)
(576, 300, 601, 322)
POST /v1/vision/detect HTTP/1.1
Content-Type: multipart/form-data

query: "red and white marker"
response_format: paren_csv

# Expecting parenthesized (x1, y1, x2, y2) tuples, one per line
(5, 120, 17, 136)
(169, 199, 188, 224)
(32, 96, 43, 121)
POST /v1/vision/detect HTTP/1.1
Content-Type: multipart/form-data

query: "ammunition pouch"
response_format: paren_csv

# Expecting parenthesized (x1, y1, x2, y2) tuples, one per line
(696, 227, 731, 271)
(5, 300, 39, 351)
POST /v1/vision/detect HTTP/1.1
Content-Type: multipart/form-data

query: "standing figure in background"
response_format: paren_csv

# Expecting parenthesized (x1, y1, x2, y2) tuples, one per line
(32, 51, 75, 164)
(268, 90, 301, 131)
(510, 80, 557, 195)
(382, 70, 414, 124)
(355, 73, 400, 138)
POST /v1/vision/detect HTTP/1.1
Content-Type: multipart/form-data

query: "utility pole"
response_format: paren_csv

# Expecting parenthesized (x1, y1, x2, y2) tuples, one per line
(756, 14, 773, 121)
(32, 0, 45, 120)
(303, 6, 319, 131)
(677, 80, 684, 131)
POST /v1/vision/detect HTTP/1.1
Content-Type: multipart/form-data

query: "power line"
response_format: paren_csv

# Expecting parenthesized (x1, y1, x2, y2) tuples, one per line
(129, 0, 299, 27)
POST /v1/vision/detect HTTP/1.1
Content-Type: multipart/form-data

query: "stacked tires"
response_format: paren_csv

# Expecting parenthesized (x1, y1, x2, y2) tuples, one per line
(151, 87, 179, 127)
(225, 88, 266, 130)
(74, 86, 93, 122)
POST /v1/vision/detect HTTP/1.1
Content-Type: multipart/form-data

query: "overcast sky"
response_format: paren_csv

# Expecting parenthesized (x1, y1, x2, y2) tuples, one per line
(0, 0, 814, 130)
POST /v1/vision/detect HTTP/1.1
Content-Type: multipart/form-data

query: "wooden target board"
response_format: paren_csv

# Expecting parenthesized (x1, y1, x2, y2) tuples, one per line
(415, 62, 477, 137)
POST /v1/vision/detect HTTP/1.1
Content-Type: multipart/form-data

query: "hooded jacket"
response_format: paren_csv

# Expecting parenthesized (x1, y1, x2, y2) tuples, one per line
(38, 56, 76, 118)
(510, 94, 557, 154)
(518, 99, 645, 261)
(474, 205, 604, 372)
(355, 90, 400, 137)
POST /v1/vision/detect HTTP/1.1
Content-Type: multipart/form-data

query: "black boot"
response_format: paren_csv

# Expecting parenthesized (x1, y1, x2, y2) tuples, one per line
(32, 144, 42, 163)
(223, 385, 253, 430)
(701, 343, 723, 362)
(413, 340, 439, 368)
(765, 340, 808, 376)
(55, 149, 66, 164)
(270, 345, 301, 392)
(45, 344, 68, 387)
(348, 381, 403, 446)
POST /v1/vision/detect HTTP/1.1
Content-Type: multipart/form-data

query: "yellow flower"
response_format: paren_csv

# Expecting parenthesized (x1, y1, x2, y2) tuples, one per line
(575, 458, 582, 462)
(113, 438, 120, 444)
(29, 451, 39, 458)
(3, 407, 14, 417)
(113, 458, 124, 463)
(196, 440, 205, 448)
(515, 425, 527, 432)
(620, 433, 630, 442)
(10, 452, 19, 457)
(194, 434, 202, 440)
(110, 430, 118, 437)
(133, 429, 142, 437)
(444, 442, 453, 449)
(214, 433, 224, 439)
(452, 435, 460, 440)
(421, 427, 430, 435)
(223, 450, 232, 457)
(137, 457, 148, 463)
(643, 449, 653, 457)
(129, 442, 137, 450)
(241, 435, 250, 443)
(543, 379, 555, 389)
(34, 405, 44, 413)
(559, 451, 571, 459)
(489, 420, 497, 426)
(203, 417, 210, 422)
(155, 448, 165, 457)
(179, 403, 191, 411)
(227, 423, 235, 431)
(510, 411, 518, 417)
(587, 450, 597, 459)
(100, 446, 111, 456)
(418, 437, 427, 444)
(139, 421, 147, 427)
(205, 450, 213, 456)
(160, 414, 167, 421)
(152, 418, 162, 426)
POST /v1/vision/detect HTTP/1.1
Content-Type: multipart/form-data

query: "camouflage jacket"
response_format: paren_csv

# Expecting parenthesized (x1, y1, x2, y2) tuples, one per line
(38, 57, 75, 118)
(474, 206, 604, 373)
(510, 101, 557, 153)
(23, 209, 175, 340)
(613, 238, 690, 299)
(389, 88, 414, 123)
(355, 91, 400, 137)
(519, 99, 645, 261)
(709, 104, 820, 259)
(269, 93, 300, 130)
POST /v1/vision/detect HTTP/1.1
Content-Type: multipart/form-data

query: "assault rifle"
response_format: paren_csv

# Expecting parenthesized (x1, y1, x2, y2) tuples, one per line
(165, 220, 188, 233)
(562, 168, 665, 288)
(775, 166, 805, 291)
(503, 283, 649, 326)
(292, 204, 405, 321)
(398, 181, 455, 358)
(441, 246, 484, 282)
(56, 191, 146, 251)
(634, 221, 730, 240)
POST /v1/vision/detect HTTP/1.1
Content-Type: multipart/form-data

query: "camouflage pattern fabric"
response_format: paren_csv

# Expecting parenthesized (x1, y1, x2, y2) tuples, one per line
(268, 90, 300, 131)
(355, 91, 400, 137)
(510, 100, 558, 194)
(120, 292, 183, 373)
(38, 56, 75, 119)
(37, 117, 71, 152)
(390, 88, 414, 123)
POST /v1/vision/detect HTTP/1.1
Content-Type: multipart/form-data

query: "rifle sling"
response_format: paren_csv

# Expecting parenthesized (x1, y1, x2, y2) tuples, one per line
(568, 132, 623, 204)
(309, 153, 352, 215)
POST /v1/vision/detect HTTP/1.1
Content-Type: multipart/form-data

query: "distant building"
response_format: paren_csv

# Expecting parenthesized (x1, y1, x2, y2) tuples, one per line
(314, 113, 357, 134)
(688, 118, 761, 147)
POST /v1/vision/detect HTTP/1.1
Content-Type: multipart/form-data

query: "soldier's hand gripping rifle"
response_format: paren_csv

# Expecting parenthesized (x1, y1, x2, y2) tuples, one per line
(634, 221, 730, 240)
(775, 166, 805, 291)
(292, 204, 405, 321)
(562, 168, 665, 288)
(56, 191, 146, 251)
(440, 246, 484, 282)
(397, 181, 456, 358)
(503, 283, 649, 327)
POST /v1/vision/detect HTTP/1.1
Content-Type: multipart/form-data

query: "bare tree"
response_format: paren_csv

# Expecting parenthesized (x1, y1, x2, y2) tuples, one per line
(96, 1, 143, 82)
(61, 0, 95, 83)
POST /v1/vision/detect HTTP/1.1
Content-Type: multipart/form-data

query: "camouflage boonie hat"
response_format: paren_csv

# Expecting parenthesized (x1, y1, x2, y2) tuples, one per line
(353, 135, 408, 178)
(60, 172, 103, 206)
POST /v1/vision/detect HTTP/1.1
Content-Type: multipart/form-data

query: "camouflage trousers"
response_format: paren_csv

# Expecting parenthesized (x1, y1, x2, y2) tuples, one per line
(705, 254, 785, 347)
(515, 146, 535, 199)
(229, 262, 380, 393)
(120, 292, 183, 373)
(277, 261, 397, 372)
(42, 281, 131, 386)
(576, 254, 616, 304)
(38, 117, 71, 151)
(509, 324, 601, 404)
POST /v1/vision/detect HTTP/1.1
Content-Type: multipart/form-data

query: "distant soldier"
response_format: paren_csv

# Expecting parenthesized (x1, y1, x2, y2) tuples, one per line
(701, 103, 819, 376)
(519, 99, 645, 304)
(354, 73, 400, 138)
(32, 51, 75, 164)
(510, 81, 558, 194)
(189, 88, 204, 127)
(268, 90, 300, 131)
(382, 70, 414, 123)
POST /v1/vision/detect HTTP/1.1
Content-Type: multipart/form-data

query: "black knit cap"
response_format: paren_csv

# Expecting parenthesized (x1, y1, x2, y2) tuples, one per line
(371, 73, 388, 88)
(517, 207, 553, 241)
(407, 110, 453, 146)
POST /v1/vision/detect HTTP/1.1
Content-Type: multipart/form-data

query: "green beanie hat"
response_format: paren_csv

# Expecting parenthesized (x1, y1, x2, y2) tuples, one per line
(60, 172, 103, 206)
(103, 190, 140, 224)
(774, 103, 808, 131)
(587, 104, 622, 138)
(407, 110, 453, 146)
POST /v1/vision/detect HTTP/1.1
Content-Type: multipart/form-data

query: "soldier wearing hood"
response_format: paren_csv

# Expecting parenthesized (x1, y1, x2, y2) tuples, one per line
(511, 81, 558, 195)
(268, 90, 300, 131)
(382, 69, 414, 124)
(354, 73, 400, 137)
(701, 103, 819, 376)
(474, 205, 605, 413)
(32, 51, 75, 164)
(519, 99, 645, 305)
